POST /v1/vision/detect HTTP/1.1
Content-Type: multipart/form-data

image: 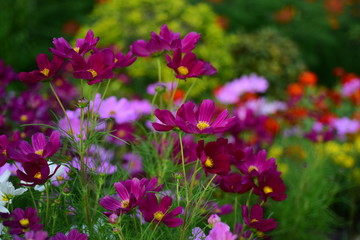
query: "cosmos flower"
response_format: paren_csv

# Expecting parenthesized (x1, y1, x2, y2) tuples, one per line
(3, 207, 43, 235)
(18, 54, 64, 84)
(139, 193, 183, 227)
(0, 182, 27, 214)
(241, 204, 278, 233)
(205, 222, 237, 240)
(14, 230, 48, 240)
(50, 29, 99, 59)
(165, 49, 216, 80)
(50, 229, 88, 240)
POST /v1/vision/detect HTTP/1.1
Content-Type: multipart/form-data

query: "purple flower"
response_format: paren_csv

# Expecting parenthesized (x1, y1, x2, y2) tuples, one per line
(254, 171, 287, 202)
(139, 193, 183, 227)
(99, 177, 162, 216)
(175, 99, 235, 134)
(123, 153, 143, 176)
(147, 81, 177, 95)
(14, 230, 48, 240)
(341, 78, 360, 97)
(50, 229, 88, 240)
(242, 204, 278, 233)
(131, 34, 168, 57)
(3, 207, 43, 235)
(166, 49, 216, 80)
(72, 51, 114, 85)
(18, 54, 64, 84)
(330, 117, 359, 136)
(189, 227, 206, 240)
(97, 96, 137, 124)
(196, 138, 231, 176)
(215, 74, 269, 104)
(50, 30, 99, 59)
(216, 173, 252, 194)
(16, 156, 60, 186)
(237, 148, 278, 178)
(205, 222, 237, 240)
(8, 131, 60, 163)
(112, 51, 137, 69)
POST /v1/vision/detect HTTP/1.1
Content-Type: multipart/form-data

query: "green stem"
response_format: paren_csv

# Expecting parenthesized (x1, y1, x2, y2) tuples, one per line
(233, 195, 238, 231)
(28, 187, 37, 209)
(181, 78, 198, 105)
(45, 183, 50, 224)
(178, 132, 189, 204)
(49, 82, 73, 135)
(156, 58, 162, 83)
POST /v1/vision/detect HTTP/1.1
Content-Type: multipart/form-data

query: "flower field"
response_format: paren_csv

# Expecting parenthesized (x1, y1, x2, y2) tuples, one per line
(0, 0, 359, 239)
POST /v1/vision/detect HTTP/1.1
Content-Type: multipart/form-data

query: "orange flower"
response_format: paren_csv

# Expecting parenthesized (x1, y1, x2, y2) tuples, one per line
(264, 118, 280, 136)
(274, 6, 296, 24)
(299, 71, 317, 86)
(287, 83, 303, 97)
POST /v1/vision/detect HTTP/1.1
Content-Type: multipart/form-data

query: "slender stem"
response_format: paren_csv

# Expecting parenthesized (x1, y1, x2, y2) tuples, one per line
(49, 82, 73, 134)
(233, 195, 238, 231)
(181, 78, 198, 105)
(45, 183, 50, 224)
(246, 188, 254, 207)
(28, 187, 37, 209)
(156, 58, 162, 83)
(178, 132, 189, 203)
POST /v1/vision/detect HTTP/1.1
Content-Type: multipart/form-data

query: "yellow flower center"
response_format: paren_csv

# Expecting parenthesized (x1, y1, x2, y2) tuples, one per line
(248, 165, 259, 173)
(34, 172, 42, 179)
(35, 149, 43, 156)
(263, 186, 273, 194)
(74, 47, 80, 53)
(40, 68, 50, 77)
(197, 121, 210, 130)
(205, 157, 214, 168)
(121, 199, 130, 208)
(2, 194, 11, 202)
(19, 218, 30, 227)
(117, 130, 126, 138)
(20, 115, 28, 122)
(177, 66, 189, 76)
(2, 149, 7, 156)
(317, 135, 324, 143)
(250, 219, 259, 223)
(109, 110, 116, 115)
(154, 211, 164, 221)
(56, 176, 64, 181)
(87, 69, 98, 78)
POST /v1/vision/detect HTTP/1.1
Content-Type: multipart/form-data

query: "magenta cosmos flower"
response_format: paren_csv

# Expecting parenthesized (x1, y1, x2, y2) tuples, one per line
(166, 49, 216, 79)
(8, 131, 60, 163)
(139, 193, 183, 228)
(99, 177, 163, 216)
(49, 30, 99, 59)
(71, 50, 114, 85)
(206, 222, 237, 240)
(152, 99, 236, 135)
(0, 133, 21, 167)
(3, 207, 43, 235)
(196, 138, 231, 176)
(18, 54, 64, 84)
(254, 171, 287, 202)
(14, 230, 48, 240)
(50, 229, 88, 240)
(17, 156, 61, 186)
(242, 204, 278, 234)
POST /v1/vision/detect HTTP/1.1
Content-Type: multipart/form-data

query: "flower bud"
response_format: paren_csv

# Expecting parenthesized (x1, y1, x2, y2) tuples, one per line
(109, 213, 119, 224)
(77, 97, 89, 108)
(208, 214, 221, 228)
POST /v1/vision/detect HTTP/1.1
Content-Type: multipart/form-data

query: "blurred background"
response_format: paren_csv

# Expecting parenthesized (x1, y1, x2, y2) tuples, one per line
(1, 0, 360, 90)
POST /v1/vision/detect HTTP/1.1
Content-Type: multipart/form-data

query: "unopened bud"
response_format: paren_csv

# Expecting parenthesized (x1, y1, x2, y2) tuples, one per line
(77, 97, 89, 108)
(109, 213, 119, 224)
(208, 214, 221, 228)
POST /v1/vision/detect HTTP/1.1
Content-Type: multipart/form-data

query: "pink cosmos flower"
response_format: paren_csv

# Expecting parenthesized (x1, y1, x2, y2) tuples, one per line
(139, 193, 183, 227)
(49, 30, 99, 59)
(8, 131, 60, 163)
(50, 229, 88, 240)
(241, 204, 278, 234)
(165, 49, 216, 80)
(18, 54, 64, 84)
(205, 222, 237, 240)
(3, 207, 43, 235)
(72, 51, 114, 85)
(14, 230, 48, 240)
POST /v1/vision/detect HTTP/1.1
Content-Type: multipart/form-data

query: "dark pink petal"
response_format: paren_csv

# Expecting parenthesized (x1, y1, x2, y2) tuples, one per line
(131, 40, 151, 57)
(31, 133, 47, 152)
(159, 196, 172, 212)
(198, 99, 215, 123)
(163, 218, 183, 228)
(99, 196, 122, 212)
(114, 182, 130, 201)
(36, 54, 50, 70)
(154, 109, 177, 126)
(152, 123, 175, 132)
(19, 141, 34, 155)
(181, 32, 201, 52)
(73, 70, 93, 80)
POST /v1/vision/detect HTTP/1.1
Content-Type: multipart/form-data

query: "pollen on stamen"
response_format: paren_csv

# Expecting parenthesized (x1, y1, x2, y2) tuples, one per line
(74, 47, 80, 53)
(248, 165, 259, 173)
(154, 211, 164, 221)
(19, 218, 30, 227)
(197, 121, 210, 130)
(250, 219, 259, 223)
(2, 149, 7, 156)
(35, 149, 44, 156)
(121, 199, 130, 208)
(40, 68, 50, 77)
(205, 157, 214, 168)
(20, 115, 28, 122)
(34, 172, 42, 179)
(263, 186, 273, 194)
(87, 69, 98, 78)
(177, 66, 189, 76)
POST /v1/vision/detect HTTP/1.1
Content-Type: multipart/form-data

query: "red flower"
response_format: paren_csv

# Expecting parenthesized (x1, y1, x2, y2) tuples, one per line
(242, 204, 278, 233)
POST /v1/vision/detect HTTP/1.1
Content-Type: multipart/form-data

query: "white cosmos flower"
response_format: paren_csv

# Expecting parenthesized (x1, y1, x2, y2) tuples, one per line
(0, 170, 11, 183)
(0, 181, 27, 210)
